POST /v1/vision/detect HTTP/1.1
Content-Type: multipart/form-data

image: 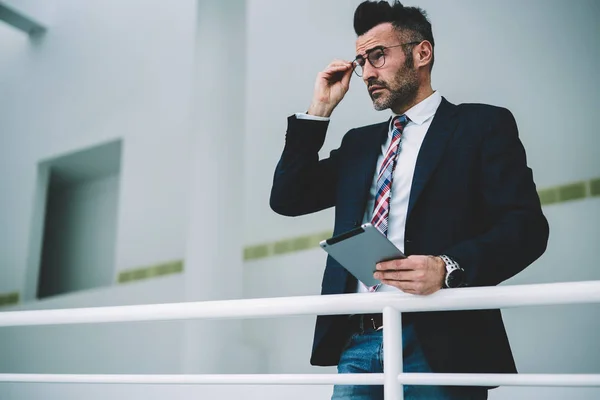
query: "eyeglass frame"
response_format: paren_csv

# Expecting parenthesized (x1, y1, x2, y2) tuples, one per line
(352, 41, 422, 77)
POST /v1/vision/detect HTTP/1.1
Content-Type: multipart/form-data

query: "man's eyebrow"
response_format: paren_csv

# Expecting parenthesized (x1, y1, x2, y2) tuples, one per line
(355, 45, 385, 59)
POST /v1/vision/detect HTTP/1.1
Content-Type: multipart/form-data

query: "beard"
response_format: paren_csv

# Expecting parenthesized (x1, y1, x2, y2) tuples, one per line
(369, 58, 420, 111)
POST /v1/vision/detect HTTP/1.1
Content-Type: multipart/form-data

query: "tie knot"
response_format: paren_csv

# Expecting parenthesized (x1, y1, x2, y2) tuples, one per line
(393, 114, 409, 131)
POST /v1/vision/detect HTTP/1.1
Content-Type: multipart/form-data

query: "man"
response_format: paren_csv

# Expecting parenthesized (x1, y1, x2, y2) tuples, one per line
(270, 1, 549, 399)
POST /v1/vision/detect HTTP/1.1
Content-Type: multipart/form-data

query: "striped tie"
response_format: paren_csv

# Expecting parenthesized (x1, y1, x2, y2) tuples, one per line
(367, 114, 409, 292)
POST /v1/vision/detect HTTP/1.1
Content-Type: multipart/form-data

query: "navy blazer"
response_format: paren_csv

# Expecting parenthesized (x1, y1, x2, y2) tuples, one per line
(270, 98, 549, 374)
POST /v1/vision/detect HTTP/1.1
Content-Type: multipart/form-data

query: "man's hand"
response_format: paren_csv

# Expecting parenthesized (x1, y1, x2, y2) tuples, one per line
(307, 59, 355, 118)
(374, 255, 446, 295)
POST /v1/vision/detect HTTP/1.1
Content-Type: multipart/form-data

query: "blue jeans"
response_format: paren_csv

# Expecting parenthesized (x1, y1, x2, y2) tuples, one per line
(331, 324, 488, 400)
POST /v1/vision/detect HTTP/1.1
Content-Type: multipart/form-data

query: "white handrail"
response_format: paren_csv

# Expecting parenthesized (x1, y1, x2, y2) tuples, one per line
(2, 280, 600, 398)
(383, 307, 404, 399)
(1, 373, 599, 387)
(398, 373, 600, 387)
(1, 281, 599, 327)
(0, 373, 384, 385)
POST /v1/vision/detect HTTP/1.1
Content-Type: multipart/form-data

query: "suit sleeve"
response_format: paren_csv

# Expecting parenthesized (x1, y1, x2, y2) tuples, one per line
(269, 115, 343, 217)
(444, 108, 549, 286)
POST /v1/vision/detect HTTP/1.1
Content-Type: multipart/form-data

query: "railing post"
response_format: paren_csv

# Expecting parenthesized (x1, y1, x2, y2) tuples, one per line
(383, 306, 403, 400)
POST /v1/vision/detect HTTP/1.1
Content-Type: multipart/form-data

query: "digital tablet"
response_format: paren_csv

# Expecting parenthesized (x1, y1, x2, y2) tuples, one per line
(319, 223, 406, 287)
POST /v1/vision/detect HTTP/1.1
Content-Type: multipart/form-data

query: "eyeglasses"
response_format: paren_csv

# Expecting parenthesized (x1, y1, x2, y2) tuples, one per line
(352, 41, 421, 77)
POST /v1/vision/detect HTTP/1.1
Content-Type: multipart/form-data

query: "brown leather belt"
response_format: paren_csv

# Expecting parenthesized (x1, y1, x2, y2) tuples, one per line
(349, 313, 384, 332)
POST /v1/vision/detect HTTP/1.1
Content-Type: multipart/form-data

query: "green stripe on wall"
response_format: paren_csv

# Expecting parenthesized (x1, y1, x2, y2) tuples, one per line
(244, 230, 332, 261)
(538, 187, 559, 206)
(117, 260, 184, 284)
(590, 178, 600, 197)
(557, 181, 587, 203)
(0, 292, 19, 308)
(538, 177, 598, 206)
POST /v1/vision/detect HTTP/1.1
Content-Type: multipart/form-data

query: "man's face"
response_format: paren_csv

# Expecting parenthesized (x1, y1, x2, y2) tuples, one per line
(355, 23, 419, 111)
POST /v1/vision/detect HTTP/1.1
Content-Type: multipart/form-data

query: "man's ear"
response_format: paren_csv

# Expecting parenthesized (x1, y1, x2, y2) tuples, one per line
(415, 40, 433, 68)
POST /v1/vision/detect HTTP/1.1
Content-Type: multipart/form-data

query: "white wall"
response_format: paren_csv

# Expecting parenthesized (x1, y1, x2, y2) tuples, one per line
(0, 0, 197, 393)
(0, 0, 259, 397)
(0, 0, 598, 399)
(0, 0, 195, 296)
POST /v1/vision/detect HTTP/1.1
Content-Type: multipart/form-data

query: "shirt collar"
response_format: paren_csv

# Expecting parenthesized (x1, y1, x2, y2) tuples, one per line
(388, 90, 442, 132)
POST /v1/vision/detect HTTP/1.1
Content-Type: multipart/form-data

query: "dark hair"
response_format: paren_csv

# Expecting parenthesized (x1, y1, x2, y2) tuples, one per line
(354, 1, 435, 71)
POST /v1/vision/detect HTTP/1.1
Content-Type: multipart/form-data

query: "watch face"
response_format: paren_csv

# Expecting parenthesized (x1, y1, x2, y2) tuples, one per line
(447, 268, 465, 288)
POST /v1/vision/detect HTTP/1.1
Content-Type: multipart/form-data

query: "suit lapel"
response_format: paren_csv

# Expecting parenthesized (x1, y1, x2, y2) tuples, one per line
(359, 120, 390, 216)
(334, 121, 387, 294)
(407, 98, 459, 220)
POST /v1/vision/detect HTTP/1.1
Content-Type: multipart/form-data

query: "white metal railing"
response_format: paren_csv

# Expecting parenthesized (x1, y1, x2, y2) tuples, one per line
(1, 281, 600, 399)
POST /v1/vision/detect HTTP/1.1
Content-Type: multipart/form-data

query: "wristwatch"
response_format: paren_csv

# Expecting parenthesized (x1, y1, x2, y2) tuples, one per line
(439, 254, 466, 288)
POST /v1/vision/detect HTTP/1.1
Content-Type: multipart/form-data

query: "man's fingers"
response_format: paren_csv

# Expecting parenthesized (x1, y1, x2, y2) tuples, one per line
(326, 64, 351, 70)
(321, 65, 353, 82)
(340, 67, 353, 88)
(324, 63, 352, 73)
(323, 65, 352, 76)
(372, 255, 443, 295)
(375, 258, 414, 271)
(322, 61, 353, 74)
(374, 269, 421, 281)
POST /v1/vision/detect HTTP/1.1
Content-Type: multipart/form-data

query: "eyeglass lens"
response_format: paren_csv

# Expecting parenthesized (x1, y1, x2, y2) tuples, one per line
(354, 48, 385, 77)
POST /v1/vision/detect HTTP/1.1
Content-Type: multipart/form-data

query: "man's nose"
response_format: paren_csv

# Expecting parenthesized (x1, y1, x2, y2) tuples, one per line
(362, 62, 377, 83)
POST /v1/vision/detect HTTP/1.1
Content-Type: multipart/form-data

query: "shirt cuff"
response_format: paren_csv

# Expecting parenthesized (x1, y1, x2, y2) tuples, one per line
(295, 112, 330, 122)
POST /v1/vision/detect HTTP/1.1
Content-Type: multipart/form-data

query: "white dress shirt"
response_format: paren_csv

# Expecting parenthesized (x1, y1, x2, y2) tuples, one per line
(296, 90, 443, 293)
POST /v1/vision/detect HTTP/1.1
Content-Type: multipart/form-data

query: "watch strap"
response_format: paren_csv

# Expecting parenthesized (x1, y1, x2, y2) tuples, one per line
(439, 254, 464, 288)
